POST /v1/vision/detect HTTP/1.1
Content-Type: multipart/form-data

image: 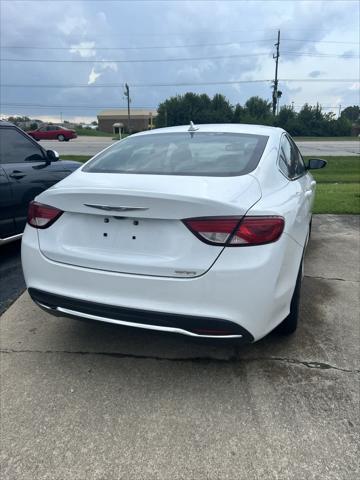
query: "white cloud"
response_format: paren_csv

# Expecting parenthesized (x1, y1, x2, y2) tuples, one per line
(70, 42, 96, 58)
(88, 67, 102, 85)
(58, 16, 87, 36)
(1, 0, 358, 118)
(349, 83, 360, 91)
(87, 62, 118, 85)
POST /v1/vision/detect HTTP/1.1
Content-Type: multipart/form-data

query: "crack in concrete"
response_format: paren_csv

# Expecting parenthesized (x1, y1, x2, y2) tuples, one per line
(1, 348, 359, 374)
(304, 274, 359, 283)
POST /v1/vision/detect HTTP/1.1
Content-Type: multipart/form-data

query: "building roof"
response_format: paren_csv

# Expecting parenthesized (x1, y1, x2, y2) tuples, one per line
(98, 109, 157, 118)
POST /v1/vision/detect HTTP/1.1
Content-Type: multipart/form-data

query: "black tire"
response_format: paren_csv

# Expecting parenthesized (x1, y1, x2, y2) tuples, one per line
(57, 134, 65, 141)
(276, 260, 303, 335)
(64, 138, 70, 142)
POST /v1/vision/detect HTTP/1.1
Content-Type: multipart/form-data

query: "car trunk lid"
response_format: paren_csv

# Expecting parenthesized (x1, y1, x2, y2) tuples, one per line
(37, 173, 261, 277)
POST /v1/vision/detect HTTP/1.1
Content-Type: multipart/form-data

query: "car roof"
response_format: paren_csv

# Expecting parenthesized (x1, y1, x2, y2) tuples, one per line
(133, 123, 285, 139)
(0, 120, 16, 127)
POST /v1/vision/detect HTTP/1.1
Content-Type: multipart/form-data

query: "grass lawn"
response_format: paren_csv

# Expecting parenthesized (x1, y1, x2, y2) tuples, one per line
(60, 155, 360, 214)
(60, 155, 91, 163)
(75, 129, 114, 137)
(294, 136, 358, 141)
(303, 156, 360, 184)
(304, 156, 359, 214)
(313, 183, 360, 214)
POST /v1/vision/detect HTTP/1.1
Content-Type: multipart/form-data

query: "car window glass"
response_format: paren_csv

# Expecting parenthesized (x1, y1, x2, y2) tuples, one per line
(279, 136, 292, 178)
(0, 128, 45, 164)
(39, 126, 46, 131)
(83, 132, 269, 177)
(288, 136, 305, 177)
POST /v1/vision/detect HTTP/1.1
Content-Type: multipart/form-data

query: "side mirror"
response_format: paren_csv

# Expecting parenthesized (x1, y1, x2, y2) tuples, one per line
(46, 150, 59, 162)
(306, 158, 327, 170)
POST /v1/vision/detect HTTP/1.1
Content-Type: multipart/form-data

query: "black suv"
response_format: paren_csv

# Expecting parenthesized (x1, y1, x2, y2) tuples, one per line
(0, 121, 81, 245)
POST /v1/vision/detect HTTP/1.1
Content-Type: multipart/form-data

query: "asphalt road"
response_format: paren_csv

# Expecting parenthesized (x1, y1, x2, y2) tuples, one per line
(1, 215, 359, 480)
(41, 136, 360, 157)
(0, 240, 25, 315)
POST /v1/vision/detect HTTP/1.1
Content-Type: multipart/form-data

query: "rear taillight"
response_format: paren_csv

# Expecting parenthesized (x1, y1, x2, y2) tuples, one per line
(183, 218, 240, 245)
(183, 216, 284, 246)
(27, 201, 63, 229)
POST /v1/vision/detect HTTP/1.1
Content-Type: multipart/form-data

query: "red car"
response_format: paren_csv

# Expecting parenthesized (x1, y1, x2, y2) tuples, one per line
(28, 125, 77, 142)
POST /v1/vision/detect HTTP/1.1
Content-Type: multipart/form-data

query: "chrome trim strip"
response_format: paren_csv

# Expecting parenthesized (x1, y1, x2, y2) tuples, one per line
(84, 204, 148, 212)
(55, 306, 243, 339)
(0, 233, 22, 246)
(36, 302, 54, 311)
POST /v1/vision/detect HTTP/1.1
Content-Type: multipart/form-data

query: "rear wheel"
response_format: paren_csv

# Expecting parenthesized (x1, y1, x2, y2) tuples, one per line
(64, 138, 70, 142)
(276, 259, 303, 335)
(58, 134, 65, 141)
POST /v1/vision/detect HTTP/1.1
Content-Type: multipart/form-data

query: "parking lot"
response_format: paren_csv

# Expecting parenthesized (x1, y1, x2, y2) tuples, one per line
(40, 136, 360, 157)
(0, 214, 359, 479)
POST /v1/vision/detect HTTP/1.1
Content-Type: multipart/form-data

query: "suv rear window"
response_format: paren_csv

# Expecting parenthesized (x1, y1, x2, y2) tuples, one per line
(83, 132, 268, 177)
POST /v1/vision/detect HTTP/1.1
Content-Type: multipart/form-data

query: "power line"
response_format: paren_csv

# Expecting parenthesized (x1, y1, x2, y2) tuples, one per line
(0, 40, 274, 51)
(2, 38, 358, 52)
(0, 27, 278, 38)
(282, 51, 359, 58)
(0, 79, 358, 89)
(0, 103, 157, 109)
(0, 52, 273, 63)
(282, 38, 359, 45)
(0, 103, 353, 112)
(1, 51, 357, 64)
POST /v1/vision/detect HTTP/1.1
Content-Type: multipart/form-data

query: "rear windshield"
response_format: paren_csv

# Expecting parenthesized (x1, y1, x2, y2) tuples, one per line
(83, 132, 268, 177)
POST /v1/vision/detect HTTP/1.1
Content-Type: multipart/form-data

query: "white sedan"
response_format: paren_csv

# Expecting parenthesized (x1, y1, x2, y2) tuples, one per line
(21, 123, 326, 342)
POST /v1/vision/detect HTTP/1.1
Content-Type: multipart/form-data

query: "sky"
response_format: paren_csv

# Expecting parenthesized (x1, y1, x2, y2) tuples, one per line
(0, 0, 359, 123)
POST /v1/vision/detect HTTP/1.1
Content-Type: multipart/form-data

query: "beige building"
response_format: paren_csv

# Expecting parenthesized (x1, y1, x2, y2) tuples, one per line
(97, 109, 158, 134)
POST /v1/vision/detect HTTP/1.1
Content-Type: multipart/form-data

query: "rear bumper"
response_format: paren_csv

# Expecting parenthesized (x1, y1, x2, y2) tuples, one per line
(21, 225, 303, 341)
(29, 288, 253, 340)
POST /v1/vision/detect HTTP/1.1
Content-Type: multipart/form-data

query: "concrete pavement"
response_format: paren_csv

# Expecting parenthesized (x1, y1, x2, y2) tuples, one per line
(41, 136, 360, 157)
(296, 140, 359, 157)
(1, 215, 359, 479)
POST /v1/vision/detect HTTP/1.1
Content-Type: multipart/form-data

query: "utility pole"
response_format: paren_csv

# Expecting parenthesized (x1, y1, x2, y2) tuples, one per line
(124, 83, 131, 134)
(272, 30, 281, 116)
(338, 104, 342, 118)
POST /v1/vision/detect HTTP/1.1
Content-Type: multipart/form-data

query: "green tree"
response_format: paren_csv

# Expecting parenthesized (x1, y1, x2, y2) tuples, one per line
(155, 94, 353, 136)
(244, 96, 272, 124)
(232, 104, 247, 123)
(156, 92, 232, 127)
(296, 103, 327, 136)
(341, 105, 360, 123)
(209, 94, 233, 123)
(275, 105, 299, 134)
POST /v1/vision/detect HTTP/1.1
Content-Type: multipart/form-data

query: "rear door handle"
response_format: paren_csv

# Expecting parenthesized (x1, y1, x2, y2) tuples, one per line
(9, 170, 26, 179)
